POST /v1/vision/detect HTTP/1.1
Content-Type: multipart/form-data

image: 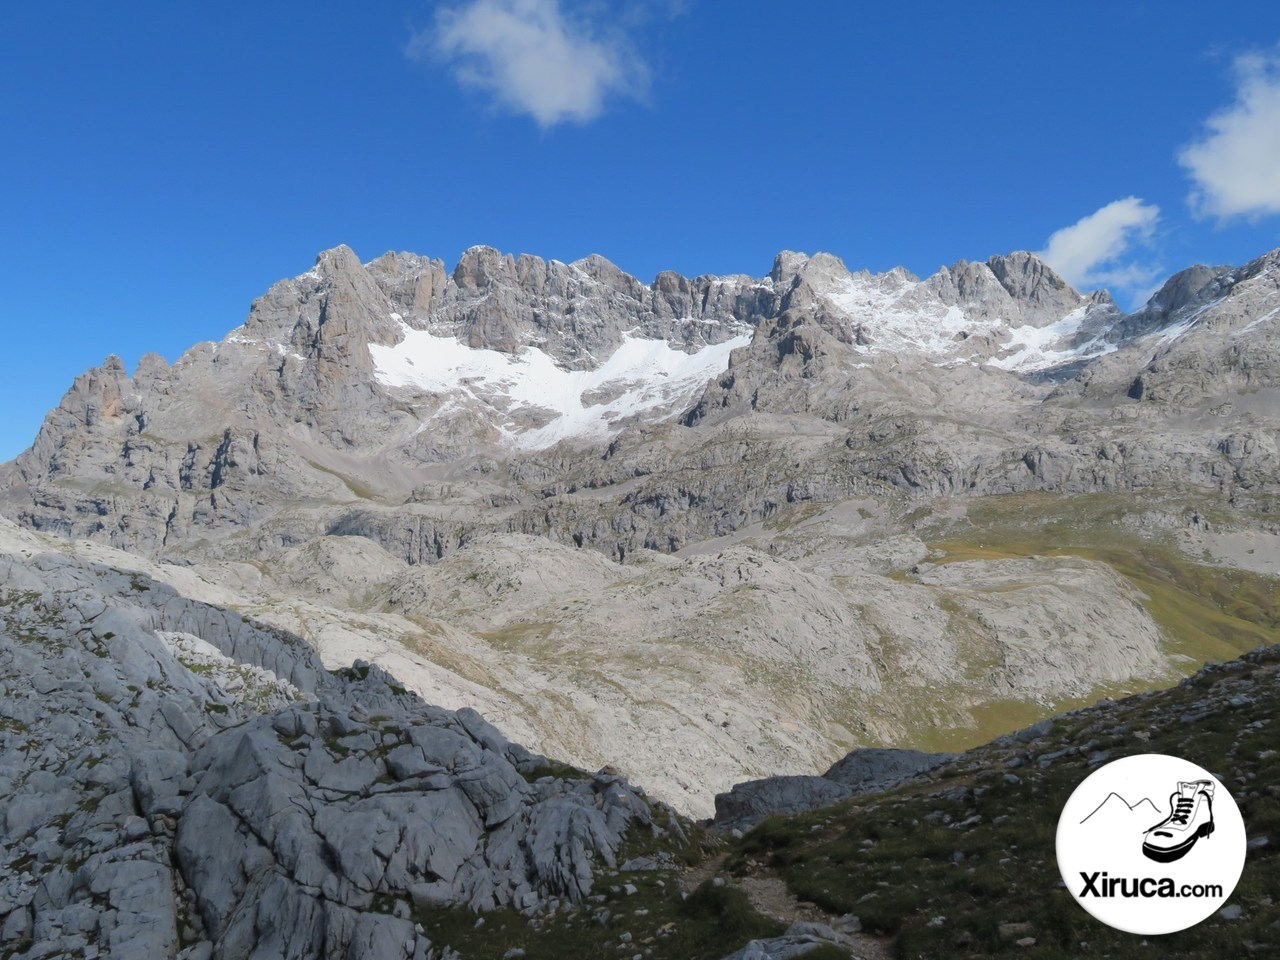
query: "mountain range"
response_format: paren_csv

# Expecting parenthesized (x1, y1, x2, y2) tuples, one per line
(1, 241, 1277, 816)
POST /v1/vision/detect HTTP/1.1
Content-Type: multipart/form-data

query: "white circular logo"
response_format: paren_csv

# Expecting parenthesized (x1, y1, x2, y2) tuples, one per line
(1056, 753, 1246, 935)
(1054, 757, 1244, 936)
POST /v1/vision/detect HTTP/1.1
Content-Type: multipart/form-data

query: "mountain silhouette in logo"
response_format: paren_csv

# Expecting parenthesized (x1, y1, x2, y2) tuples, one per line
(1080, 792, 1161, 826)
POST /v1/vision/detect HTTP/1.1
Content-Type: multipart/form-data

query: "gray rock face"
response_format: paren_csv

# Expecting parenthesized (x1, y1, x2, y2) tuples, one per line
(174, 699, 666, 955)
(712, 748, 956, 832)
(1108, 249, 1280, 405)
(823, 747, 957, 790)
(711, 776, 852, 832)
(0, 525, 685, 960)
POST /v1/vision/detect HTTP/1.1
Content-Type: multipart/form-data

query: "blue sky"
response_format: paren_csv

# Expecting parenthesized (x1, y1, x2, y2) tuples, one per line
(3, 1, 1280, 461)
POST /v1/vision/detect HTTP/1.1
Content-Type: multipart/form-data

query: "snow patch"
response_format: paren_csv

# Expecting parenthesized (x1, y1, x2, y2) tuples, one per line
(988, 308, 1117, 371)
(223, 331, 306, 362)
(1145, 296, 1228, 346)
(809, 268, 1133, 373)
(1236, 304, 1280, 336)
(818, 273, 1004, 356)
(370, 321, 750, 449)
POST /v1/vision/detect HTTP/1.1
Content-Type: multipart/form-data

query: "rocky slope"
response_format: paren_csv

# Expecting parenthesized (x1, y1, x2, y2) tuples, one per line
(0, 243, 1277, 818)
(400, 640, 1280, 960)
(0, 497, 1214, 820)
(0, 518, 689, 960)
(6, 512, 1274, 960)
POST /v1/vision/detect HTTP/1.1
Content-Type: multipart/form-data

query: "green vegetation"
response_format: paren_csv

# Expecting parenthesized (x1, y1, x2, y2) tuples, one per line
(725, 645, 1280, 958)
(925, 493, 1278, 651)
(928, 537, 1277, 665)
(417, 873, 783, 960)
(6, 854, 35, 874)
(477, 621, 561, 656)
(405, 810, 770, 959)
(875, 491, 1280, 751)
(304, 460, 379, 500)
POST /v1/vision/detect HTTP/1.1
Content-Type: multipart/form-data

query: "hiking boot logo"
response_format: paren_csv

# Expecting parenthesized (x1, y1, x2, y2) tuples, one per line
(1056, 753, 1247, 935)
(1142, 780, 1215, 863)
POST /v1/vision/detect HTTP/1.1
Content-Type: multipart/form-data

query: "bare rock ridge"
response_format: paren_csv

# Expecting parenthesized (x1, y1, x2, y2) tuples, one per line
(712, 747, 958, 833)
(4, 242, 1277, 559)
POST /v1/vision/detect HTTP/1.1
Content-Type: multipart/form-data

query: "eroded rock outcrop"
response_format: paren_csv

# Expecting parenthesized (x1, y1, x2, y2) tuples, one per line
(0, 522, 685, 960)
(712, 748, 957, 833)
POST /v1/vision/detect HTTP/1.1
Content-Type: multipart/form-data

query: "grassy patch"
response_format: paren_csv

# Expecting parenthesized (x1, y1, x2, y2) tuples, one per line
(6, 854, 35, 873)
(927, 537, 1277, 666)
(477, 622, 561, 656)
(305, 460, 379, 500)
(416, 873, 782, 960)
(877, 491, 1280, 752)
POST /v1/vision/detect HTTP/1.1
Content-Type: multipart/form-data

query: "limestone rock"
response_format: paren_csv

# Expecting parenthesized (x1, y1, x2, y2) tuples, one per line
(0, 527, 684, 959)
(712, 748, 955, 832)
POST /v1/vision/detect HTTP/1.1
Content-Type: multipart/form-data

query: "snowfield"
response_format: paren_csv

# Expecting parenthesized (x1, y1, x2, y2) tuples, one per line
(370, 320, 751, 449)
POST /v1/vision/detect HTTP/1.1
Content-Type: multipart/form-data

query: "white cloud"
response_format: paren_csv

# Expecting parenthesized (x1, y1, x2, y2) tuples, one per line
(1037, 197, 1162, 304)
(1180, 47, 1280, 220)
(412, 0, 649, 128)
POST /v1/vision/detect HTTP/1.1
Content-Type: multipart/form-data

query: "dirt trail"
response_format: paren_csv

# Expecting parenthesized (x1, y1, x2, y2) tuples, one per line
(683, 853, 893, 960)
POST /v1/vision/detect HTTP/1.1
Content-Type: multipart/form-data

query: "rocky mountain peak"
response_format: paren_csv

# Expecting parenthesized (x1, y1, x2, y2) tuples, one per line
(926, 257, 1006, 304)
(451, 244, 516, 290)
(1239, 244, 1280, 282)
(569, 251, 630, 286)
(985, 250, 1082, 313)
(238, 243, 399, 356)
(59, 355, 132, 427)
(769, 250, 810, 286)
(1148, 262, 1231, 313)
(133, 352, 170, 382)
(366, 250, 448, 320)
(6, 238, 1280, 561)
(1106, 261, 1239, 343)
(311, 243, 364, 278)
